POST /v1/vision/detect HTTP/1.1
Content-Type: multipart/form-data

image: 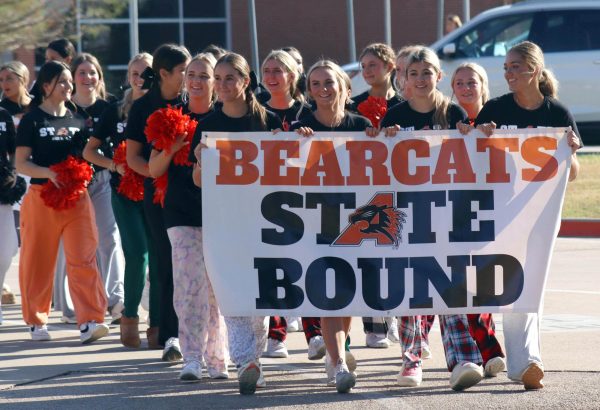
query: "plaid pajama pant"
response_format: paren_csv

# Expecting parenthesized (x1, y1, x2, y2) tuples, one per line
(268, 316, 322, 343)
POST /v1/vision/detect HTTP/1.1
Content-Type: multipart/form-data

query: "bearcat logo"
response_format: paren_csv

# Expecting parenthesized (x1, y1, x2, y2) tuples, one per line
(332, 192, 407, 248)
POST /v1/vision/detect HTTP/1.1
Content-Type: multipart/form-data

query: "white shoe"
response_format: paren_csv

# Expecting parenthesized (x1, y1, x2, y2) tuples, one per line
(421, 345, 432, 360)
(263, 338, 288, 358)
(110, 301, 124, 324)
(30, 324, 51, 341)
(60, 315, 77, 324)
(334, 359, 356, 393)
(366, 332, 390, 348)
(162, 337, 183, 362)
(286, 317, 302, 332)
(386, 317, 400, 343)
(207, 366, 229, 379)
(180, 359, 202, 381)
(484, 356, 506, 377)
(449, 361, 484, 391)
(326, 352, 357, 386)
(238, 361, 260, 395)
(80, 321, 109, 344)
(345, 350, 357, 374)
(256, 362, 266, 388)
(307, 335, 326, 360)
(397, 364, 423, 387)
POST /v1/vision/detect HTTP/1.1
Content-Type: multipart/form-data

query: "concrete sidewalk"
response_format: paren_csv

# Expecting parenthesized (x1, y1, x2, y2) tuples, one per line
(1, 238, 599, 409)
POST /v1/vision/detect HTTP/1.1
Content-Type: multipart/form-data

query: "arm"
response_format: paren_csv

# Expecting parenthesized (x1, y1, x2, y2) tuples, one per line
(83, 136, 123, 174)
(126, 139, 151, 177)
(15, 146, 60, 187)
(148, 132, 189, 178)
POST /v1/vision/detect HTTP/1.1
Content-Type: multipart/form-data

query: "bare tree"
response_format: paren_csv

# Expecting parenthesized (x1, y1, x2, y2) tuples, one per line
(0, 0, 75, 52)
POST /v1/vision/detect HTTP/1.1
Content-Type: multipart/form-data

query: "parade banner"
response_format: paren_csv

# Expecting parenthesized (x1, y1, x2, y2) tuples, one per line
(201, 128, 572, 316)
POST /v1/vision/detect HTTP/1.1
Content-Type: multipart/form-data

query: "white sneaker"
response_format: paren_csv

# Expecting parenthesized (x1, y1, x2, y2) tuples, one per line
(60, 315, 77, 324)
(397, 364, 422, 387)
(366, 332, 390, 348)
(325, 353, 336, 387)
(238, 361, 261, 395)
(386, 317, 400, 343)
(286, 317, 302, 332)
(162, 337, 183, 362)
(180, 359, 202, 382)
(110, 301, 124, 325)
(421, 344, 432, 360)
(263, 338, 288, 358)
(484, 356, 506, 377)
(345, 350, 357, 374)
(307, 335, 326, 360)
(207, 366, 229, 379)
(256, 362, 266, 388)
(449, 361, 484, 391)
(80, 321, 109, 344)
(334, 359, 356, 393)
(30, 324, 51, 341)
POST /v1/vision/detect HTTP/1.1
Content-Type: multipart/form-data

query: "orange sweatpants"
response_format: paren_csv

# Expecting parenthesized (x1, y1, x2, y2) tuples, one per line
(19, 185, 107, 326)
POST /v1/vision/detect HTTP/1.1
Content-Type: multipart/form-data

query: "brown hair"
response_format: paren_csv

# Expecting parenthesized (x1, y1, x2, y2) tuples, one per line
(71, 53, 106, 100)
(217, 52, 267, 128)
(508, 41, 558, 98)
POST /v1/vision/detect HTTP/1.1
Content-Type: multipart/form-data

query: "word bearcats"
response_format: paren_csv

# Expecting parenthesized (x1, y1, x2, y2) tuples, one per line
(254, 254, 524, 310)
(215, 136, 559, 186)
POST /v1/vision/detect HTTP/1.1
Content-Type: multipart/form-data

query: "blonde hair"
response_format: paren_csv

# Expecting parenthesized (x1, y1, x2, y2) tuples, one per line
(121, 52, 153, 118)
(447, 14, 462, 29)
(71, 53, 107, 100)
(306, 59, 351, 113)
(217, 52, 267, 128)
(451, 62, 490, 104)
(509, 41, 558, 98)
(406, 46, 451, 129)
(261, 49, 303, 102)
(0, 61, 30, 106)
(184, 52, 217, 102)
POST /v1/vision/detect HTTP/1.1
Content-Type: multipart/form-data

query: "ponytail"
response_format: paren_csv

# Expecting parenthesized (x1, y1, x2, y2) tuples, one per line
(120, 88, 134, 119)
(245, 86, 267, 129)
(432, 90, 451, 130)
(538, 68, 558, 98)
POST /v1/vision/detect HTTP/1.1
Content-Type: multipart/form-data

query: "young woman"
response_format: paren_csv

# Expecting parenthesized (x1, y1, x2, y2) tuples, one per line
(0, 61, 31, 123)
(0, 107, 17, 324)
(15, 61, 108, 343)
(148, 53, 229, 381)
(83, 53, 154, 348)
(291, 60, 373, 394)
(60, 53, 125, 324)
(259, 49, 325, 361)
(126, 44, 191, 357)
(45, 38, 77, 65)
(445, 14, 462, 34)
(350, 43, 402, 115)
(451, 62, 506, 377)
(475, 41, 581, 390)
(191, 52, 282, 395)
(381, 46, 485, 391)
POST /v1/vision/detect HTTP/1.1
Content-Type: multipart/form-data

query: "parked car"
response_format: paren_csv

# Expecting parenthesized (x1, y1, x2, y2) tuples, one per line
(343, 0, 600, 143)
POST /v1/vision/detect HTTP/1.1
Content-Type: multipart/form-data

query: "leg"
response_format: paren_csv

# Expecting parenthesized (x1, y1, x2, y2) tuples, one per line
(503, 312, 543, 383)
(363, 316, 390, 348)
(467, 314, 505, 366)
(302, 317, 322, 343)
(0, 204, 18, 290)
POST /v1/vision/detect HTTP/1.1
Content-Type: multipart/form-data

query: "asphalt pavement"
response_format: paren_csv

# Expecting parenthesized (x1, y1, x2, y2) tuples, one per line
(1, 237, 599, 409)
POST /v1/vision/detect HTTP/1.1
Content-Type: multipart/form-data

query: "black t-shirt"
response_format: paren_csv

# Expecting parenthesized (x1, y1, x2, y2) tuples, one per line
(380, 100, 467, 130)
(475, 93, 581, 142)
(163, 105, 215, 229)
(0, 98, 29, 128)
(95, 101, 128, 188)
(16, 106, 87, 185)
(262, 100, 312, 131)
(348, 90, 403, 114)
(0, 107, 16, 163)
(289, 111, 372, 132)
(74, 99, 111, 170)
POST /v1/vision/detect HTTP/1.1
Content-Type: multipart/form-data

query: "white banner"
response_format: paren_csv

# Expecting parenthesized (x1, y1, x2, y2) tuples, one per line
(201, 128, 571, 316)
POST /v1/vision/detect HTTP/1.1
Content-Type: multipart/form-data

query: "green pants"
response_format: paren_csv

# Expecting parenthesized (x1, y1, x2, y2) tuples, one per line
(111, 190, 159, 324)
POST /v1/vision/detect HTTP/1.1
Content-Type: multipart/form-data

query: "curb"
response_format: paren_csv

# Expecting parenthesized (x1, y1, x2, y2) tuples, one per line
(559, 219, 600, 237)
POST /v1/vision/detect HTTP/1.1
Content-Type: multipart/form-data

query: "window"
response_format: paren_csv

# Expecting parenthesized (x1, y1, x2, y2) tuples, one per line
(453, 13, 534, 58)
(531, 10, 600, 53)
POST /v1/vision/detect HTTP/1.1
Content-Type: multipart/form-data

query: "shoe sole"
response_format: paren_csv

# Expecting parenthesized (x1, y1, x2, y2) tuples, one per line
(31, 335, 52, 341)
(82, 326, 109, 345)
(336, 373, 356, 393)
(162, 347, 183, 362)
(366, 342, 390, 348)
(345, 352, 357, 373)
(180, 372, 202, 382)
(239, 365, 260, 395)
(262, 351, 288, 358)
(397, 377, 421, 387)
(522, 364, 544, 390)
(450, 369, 483, 391)
(484, 357, 506, 378)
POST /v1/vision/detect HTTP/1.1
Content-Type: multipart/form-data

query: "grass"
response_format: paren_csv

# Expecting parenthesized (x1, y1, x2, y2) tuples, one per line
(562, 154, 600, 218)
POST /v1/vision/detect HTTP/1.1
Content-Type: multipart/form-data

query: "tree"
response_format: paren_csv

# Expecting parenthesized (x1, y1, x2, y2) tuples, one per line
(0, 0, 74, 52)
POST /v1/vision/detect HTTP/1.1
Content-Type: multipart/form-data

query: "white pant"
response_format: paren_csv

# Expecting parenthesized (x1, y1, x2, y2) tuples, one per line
(503, 312, 543, 380)
(0, 205, 18, 290)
